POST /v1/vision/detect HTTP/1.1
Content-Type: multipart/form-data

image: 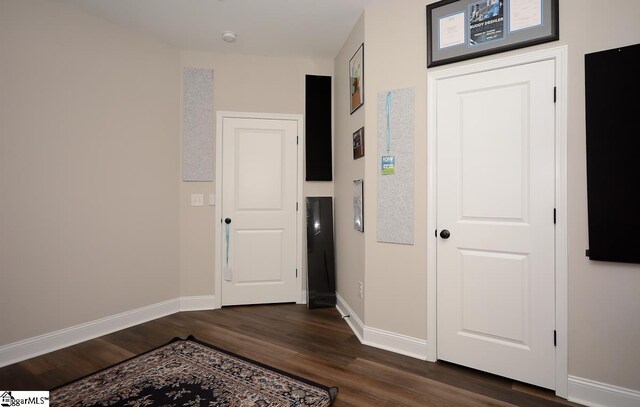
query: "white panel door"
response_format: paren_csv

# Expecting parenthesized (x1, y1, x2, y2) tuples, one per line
(221, 117, 298, 306)
(436, 59, 556, 389)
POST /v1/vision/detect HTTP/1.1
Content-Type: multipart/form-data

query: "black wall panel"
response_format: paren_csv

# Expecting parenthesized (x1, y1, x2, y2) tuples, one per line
(305, 75, 332, 181)
(585, 43, 640, 263)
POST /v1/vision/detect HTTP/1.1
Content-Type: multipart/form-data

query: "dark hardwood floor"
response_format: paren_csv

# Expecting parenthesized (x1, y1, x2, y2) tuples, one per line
(0, 304, 581, 406)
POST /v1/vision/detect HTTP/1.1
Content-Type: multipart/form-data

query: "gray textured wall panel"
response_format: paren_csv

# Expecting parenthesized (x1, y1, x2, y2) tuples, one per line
(183, 68, 214, 182)
(377, 88, 415, 244)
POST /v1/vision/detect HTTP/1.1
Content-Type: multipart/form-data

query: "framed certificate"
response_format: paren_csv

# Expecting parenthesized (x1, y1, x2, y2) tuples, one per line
(427, 0, 558, 67)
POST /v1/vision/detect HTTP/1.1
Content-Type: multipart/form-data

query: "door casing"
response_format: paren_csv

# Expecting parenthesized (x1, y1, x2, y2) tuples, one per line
(426, 46, 568, 398)
(214, 111, 305, 309)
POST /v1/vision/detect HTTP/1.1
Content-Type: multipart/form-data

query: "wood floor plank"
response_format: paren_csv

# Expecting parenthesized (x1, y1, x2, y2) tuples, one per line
(347, 358, 516, 407)
(0, 304, 581, 406)
(284, 353, 507, 407)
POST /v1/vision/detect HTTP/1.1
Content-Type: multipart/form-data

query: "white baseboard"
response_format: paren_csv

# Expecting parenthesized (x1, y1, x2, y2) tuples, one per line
(363, 326, 428, 360)
(0, 295, 222, 368)
(335, 293, 364, 342)
(179, 295, 218, 311)
(335, 293, 427, 360)
(568, 376, 640, 407)
(297, 290, 308, 305)
(0, 298, 180, 368)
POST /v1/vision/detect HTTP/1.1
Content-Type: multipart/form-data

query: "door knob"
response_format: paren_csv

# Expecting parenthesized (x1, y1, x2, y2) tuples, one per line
(440, 229, 450, 239)
(225, 218, 232, 224)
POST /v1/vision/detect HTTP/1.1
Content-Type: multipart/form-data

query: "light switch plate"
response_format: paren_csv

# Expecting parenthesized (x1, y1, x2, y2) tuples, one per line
(191, 194, 204, 206)
(209, 194, 215, 206)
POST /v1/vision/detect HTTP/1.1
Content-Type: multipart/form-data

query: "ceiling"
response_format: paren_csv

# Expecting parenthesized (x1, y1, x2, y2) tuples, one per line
(58, 0, 383, 59)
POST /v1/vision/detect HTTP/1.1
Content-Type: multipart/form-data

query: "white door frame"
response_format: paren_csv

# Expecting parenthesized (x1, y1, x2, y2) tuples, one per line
(214, 111, 305, 309)
(426, 46, 568, 398)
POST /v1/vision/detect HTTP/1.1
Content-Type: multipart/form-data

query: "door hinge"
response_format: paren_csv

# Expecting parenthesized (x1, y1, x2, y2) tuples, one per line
(297, 136, 299, 145)
(553, 208, 556, 224)
(296, 268, 298, 278)
(554, 330, 557, 347)
(553, 86, 557, 103)
(296, 202, 299, 211)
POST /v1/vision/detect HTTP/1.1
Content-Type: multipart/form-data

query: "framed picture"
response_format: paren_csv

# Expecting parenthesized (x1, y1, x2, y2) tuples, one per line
(349, 43, 364, 114)
(426, 0, 559, 67)
(353, 127, 365, 159)
(353, 179, 364, 232)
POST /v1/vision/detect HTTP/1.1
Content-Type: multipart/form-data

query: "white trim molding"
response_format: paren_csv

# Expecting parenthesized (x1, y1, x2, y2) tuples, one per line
(335, 293, 364, 342)
(336, 293, 427, 360)
(363, 327, 427, 361)
(568, 376, 640, 407)
(426, 45, 569, 397)
(0, 296, 219, 368)
(179, 295, 218, 312)
(0, 299, 180, 368)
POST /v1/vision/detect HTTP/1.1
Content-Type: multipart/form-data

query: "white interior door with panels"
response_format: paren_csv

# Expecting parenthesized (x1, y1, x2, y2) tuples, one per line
(219, 115, 300, 306)
(435, 59, 557, 389)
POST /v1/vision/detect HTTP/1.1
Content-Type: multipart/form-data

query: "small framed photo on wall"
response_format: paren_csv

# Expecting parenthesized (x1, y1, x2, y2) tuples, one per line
(349, 43, 364, 114)
(353, 127, 365, 159)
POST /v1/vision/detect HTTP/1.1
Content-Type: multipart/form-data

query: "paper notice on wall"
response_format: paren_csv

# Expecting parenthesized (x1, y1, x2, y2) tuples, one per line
(439, 11, 465, 49)
(510, 0, 542, 32)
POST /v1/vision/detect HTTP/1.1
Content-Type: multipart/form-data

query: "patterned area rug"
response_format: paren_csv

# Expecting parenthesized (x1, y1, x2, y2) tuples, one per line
(51, 336, 337, 406)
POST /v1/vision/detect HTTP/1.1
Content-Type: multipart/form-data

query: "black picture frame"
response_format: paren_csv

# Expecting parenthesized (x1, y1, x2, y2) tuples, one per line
(353, 127, 365, 159)
(426, 0, 559, 67)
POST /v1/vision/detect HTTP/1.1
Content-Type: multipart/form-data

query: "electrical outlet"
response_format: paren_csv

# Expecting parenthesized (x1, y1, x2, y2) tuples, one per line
(358, 281, 364, 299)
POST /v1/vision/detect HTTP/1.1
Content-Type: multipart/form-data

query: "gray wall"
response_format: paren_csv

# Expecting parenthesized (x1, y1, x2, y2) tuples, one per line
(0, 0, 181, 345)
(334, 14, 366, 323)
